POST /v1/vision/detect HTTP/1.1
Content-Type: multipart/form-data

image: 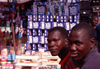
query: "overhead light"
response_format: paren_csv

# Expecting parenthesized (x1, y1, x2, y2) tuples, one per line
(83, 11, 86, 14)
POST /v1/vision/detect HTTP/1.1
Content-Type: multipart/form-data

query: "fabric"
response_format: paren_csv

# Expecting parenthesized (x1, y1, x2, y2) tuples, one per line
(95, 23, 100, 40)
(59, 52, 76, 69)
(95, 24, 100, 50)
(81, 49, 100, 69)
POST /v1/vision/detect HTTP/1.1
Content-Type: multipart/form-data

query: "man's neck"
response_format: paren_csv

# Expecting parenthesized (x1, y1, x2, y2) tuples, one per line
(58, 46, 69, 60)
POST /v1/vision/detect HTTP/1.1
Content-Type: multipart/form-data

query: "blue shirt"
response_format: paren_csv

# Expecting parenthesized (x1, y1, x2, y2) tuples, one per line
(95, 23, 100, 49)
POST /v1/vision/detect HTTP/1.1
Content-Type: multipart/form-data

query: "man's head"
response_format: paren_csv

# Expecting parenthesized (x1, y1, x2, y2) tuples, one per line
(68, 23, 95, 61)
(47, 26, 68, 56)
(91, 16, 99, 27)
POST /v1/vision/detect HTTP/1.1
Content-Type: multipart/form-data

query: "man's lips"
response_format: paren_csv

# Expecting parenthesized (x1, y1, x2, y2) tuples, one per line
(49, 49, 57, 53)
(70, 52, 78, 57)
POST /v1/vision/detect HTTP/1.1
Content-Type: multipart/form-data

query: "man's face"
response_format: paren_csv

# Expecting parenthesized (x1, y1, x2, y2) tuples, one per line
(92, 17, 99, 26)
(68, 30, 92, 60)
(47, 30, 67, 56)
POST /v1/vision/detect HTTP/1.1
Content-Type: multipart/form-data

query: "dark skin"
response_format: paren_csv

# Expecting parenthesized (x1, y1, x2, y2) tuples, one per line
(47, 30, 68, 56)
(91, 17, 99, 28)
(68, 30, 95, 67)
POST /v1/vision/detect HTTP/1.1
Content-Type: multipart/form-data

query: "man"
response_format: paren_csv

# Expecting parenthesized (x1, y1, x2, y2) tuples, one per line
(90, 16, 100, 51)
(68, 23, 100, 69)
(90, 16, 99, 29)
(47, 26, 76, 69)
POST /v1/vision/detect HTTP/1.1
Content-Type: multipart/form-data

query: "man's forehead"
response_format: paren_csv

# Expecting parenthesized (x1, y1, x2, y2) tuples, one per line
(49, 30, 61, 34)
(70, 30, 87, 37)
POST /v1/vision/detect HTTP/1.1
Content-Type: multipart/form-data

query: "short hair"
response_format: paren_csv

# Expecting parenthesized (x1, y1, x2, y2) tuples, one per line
(91, 15, 99, 20)
(48, 26, 68, 39)
(71, 22, 95, 39)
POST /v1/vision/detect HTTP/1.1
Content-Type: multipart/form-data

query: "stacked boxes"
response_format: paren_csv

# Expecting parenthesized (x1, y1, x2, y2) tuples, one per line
(26, 1, 80, 53)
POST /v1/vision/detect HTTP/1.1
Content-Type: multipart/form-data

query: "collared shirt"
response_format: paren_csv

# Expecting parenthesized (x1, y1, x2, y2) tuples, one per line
(59, 52, 76, 69)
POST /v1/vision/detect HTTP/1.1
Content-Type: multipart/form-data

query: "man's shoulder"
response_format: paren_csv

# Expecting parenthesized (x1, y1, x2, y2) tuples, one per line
(82, 51, 100, 69)
(82, 58, 100, 69)
(96, 23, 100, 30)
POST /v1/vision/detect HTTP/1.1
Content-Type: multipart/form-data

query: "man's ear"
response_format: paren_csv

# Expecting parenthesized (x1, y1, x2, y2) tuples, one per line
(90, 38, 96, 49)
(64, 38, 69, 46)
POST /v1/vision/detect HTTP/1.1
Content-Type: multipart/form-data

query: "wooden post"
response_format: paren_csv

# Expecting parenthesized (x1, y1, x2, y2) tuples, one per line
(7, 0, 16, 54)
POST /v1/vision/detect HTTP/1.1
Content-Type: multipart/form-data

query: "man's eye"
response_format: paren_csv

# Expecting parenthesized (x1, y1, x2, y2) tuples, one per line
(47, 40, 51, 43)
(75, 42, 81, 46)
(68, 40, 72, 44)
(54, 39, 58, 42)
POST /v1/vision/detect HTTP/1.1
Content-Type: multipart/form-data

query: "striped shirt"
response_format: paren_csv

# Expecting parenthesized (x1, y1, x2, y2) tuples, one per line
(59, 52, 76, 69)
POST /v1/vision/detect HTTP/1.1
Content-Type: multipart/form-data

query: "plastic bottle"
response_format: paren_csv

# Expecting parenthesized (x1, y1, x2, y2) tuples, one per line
(22, 44, 24, 54)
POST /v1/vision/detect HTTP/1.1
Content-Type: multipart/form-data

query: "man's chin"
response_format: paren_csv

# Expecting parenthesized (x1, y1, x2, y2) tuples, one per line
(72, 57, 80, 61)
(51, 53, 58, 56)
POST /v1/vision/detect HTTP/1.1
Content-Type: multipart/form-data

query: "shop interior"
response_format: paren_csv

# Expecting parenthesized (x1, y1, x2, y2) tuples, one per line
(0, 0, 100, 69)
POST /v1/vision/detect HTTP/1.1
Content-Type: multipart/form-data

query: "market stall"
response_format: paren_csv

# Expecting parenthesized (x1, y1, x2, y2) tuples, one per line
(0, 0, 81, 69)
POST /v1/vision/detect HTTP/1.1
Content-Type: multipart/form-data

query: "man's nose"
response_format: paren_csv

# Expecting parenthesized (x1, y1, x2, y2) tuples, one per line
(70, 44, 77, 51)
(49, 41, 55, 47)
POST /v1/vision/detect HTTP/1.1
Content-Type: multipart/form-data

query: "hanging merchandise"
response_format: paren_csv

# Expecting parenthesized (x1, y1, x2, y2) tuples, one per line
(18, 29, 22, 39)
(6, 17, 10, 27)
(1, 15, 5, 26)
(0, 3, 2, 18)
(15, 3, 21, 27)
(68, 1, 78, 31)
(12, 11, 16, 24)
(68, 3, 78, 16)
(37, 5, 46, 15)
(22, 16, 27, 29)
(11, 0, 16, 24)
(21, 4, 25, 17)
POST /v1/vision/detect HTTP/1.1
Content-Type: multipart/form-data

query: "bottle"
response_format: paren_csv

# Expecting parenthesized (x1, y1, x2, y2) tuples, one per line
(22, 44, 24, 54)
